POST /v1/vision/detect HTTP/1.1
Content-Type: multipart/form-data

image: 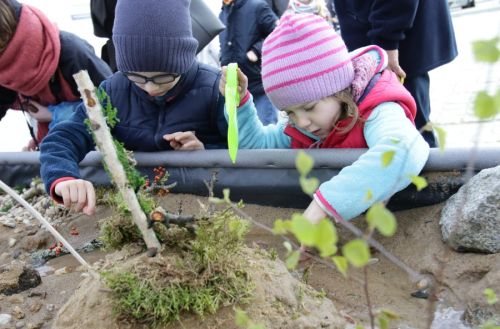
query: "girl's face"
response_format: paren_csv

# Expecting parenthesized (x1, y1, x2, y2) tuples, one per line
(285, 96, 342, 139)
(127, 71, 180, 97)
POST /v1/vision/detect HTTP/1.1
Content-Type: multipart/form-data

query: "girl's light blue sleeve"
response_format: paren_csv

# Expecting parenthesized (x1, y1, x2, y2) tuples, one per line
(225, 95, 291, 149)
(314, 102, 430, 221)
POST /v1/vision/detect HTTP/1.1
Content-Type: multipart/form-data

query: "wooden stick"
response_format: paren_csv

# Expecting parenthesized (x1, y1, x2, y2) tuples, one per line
(73, 70, 161, 254)
(0, 179, 99, 279)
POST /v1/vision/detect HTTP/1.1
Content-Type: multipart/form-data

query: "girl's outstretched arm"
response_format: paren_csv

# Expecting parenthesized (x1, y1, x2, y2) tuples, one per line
(314, 102, 429, 221)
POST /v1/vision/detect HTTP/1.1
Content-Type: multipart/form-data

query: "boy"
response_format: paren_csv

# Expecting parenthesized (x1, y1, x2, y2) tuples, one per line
(40, 0, 228, 215)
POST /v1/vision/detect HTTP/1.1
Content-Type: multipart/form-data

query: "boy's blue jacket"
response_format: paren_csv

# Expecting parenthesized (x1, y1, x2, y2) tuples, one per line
(40, 61, 228, 193)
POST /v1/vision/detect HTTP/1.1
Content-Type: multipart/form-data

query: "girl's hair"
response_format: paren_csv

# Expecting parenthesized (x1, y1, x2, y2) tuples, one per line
(333, 89, 360, 134)
(0, 0, 17, 52)
(286, 89, 360, 135)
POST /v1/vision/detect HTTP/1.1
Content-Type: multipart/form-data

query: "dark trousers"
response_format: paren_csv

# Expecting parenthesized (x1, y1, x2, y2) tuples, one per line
(253, 92, 278, 125)
(404, 73, 437, 147)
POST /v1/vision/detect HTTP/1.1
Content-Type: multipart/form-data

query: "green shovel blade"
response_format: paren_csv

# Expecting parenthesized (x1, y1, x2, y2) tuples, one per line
(225, 63, 240, 164)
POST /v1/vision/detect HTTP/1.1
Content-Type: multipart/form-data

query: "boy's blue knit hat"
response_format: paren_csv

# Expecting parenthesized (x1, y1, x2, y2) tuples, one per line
(112, 0, 198, 74)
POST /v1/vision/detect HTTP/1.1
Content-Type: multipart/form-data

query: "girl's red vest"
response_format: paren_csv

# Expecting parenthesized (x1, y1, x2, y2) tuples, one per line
(284, 70, 416, 149)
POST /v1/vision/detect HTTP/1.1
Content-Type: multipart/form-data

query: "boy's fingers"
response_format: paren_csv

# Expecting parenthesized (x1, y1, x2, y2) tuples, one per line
(84, 183, 96, 215)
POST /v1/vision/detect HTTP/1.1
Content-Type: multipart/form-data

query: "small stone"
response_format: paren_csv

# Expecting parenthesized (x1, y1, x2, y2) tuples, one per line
(15, 320, 25, 328)
(0, 216, 16, 228)
(8, 238, 17, 248)
(26, 322, 42, 329)
(28, 302, 42, 313)
(54, 267, 68, 276)
(0, 313, 12, 326)
(11, 249, 22, 259)
(12, 306, 24, 319)
(45, 304, 55, 312)
(14, 228, 23, 234)
(0, 264, 41, 295)
(7, 294, 24, 304)
(0, 252, 9, 261)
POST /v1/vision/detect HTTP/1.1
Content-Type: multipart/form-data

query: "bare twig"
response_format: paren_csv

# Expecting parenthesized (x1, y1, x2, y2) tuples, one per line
(73, 70, 161, 254)
(364, 266, 375, 329)
(0, 179, 99, 279)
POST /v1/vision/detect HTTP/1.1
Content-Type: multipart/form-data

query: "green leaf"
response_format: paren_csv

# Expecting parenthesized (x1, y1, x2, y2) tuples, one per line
(249, 324, 266, 329)
(484, 288, 498, 305)
(480, 320, 500, 329)
(433, 125, 447, 152)
(314, 219, 338, 257)
(342, 239, 371, 268)
(290, 214, 316, 246)
(380, 309, 400, 320)
(472, 38, 500, 63)
(223, 188, 231, 202)
(474, 91, 497, 120)
(273, 219, 291, 235)
(299, 176, 319, 196)
(365, 189, 373, 201)
(208, 197, 224, 204)
(332, 256, 348, 277)
(355, 324, 365, 329)
(494, 88, 500, 112)
(409, 175, 428, 191)
(381, 151, 395, 167)
(225, 63, 240, 164)
(366, 203, 397, 237)
(296, 151, 314, 176)
(283, 241, 293, 253)
(378, 313, 389, 329)
(235, 308, 249, 326)
(286, 250, 300, 269)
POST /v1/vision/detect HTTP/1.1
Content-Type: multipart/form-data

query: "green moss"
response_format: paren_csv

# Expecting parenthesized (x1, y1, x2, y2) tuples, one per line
(102, 209, 253, 326)
(99, 215, 142, 250)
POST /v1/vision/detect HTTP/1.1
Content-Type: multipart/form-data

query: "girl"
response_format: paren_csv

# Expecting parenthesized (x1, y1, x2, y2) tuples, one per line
(220, 13, 429, 224)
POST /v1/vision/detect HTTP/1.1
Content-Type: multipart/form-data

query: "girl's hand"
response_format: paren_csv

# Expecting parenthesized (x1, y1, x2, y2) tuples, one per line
(54, 179, 96, 215)
(23, 99, 52, 122)
(163, 131, 205, 150)
(303, 199, 327, 225)
(219, 66, 249, 99)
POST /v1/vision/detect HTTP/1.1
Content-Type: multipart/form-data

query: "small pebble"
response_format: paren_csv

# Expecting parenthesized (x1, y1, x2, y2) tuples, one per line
(15, 320, 25, 328)
(12, 306, 25, 319)
(46, 304, 55, 312)
(0, 313, 12, 326)
(8, 238, 17, 247)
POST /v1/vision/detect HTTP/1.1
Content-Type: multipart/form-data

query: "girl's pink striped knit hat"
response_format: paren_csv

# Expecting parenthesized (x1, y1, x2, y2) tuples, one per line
(262, 13, 354, 110)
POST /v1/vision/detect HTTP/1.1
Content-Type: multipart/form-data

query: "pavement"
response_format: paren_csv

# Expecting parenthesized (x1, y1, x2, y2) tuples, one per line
(429, 0, 500, 147)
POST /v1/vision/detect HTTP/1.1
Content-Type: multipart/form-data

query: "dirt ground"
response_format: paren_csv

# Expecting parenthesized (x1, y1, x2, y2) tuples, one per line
(0, 192, 499, 329)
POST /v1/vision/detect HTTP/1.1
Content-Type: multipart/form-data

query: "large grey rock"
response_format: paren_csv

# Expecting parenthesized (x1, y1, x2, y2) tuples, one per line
(440, 166, 500, 253)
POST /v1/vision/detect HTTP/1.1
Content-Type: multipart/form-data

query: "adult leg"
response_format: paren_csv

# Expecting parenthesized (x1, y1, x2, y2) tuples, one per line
(404, 73, 437, 147)
(253, 92, 279, 125)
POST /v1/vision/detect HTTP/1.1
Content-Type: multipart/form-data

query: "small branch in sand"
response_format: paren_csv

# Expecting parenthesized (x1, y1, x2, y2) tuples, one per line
(73, 70, 161, 255)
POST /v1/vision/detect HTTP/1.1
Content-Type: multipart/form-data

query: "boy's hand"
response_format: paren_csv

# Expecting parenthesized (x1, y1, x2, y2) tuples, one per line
(163, 131, 205, 150)
(219, 66, 249, 99)
(54, 179, 96, 215)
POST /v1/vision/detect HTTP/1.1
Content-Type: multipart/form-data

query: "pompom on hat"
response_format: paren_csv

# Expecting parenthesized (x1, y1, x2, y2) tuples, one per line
(262, 13, 354, 110)
(112, 0, 198, 74)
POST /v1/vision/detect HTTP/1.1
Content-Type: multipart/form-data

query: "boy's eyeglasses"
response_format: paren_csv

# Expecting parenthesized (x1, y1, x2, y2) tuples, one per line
(123, 72, 180, 85)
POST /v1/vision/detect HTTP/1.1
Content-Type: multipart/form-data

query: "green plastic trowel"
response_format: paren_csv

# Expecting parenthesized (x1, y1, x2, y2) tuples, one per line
(225, 63, 239, 164)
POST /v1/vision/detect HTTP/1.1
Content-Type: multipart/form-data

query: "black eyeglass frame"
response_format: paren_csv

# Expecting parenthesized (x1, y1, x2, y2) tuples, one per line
(123, 72, 180, 85)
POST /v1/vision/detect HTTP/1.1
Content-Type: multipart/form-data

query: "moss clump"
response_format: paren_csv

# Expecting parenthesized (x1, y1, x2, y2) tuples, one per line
(102, 209, 253, 326)
(99, 215, 143, 250)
